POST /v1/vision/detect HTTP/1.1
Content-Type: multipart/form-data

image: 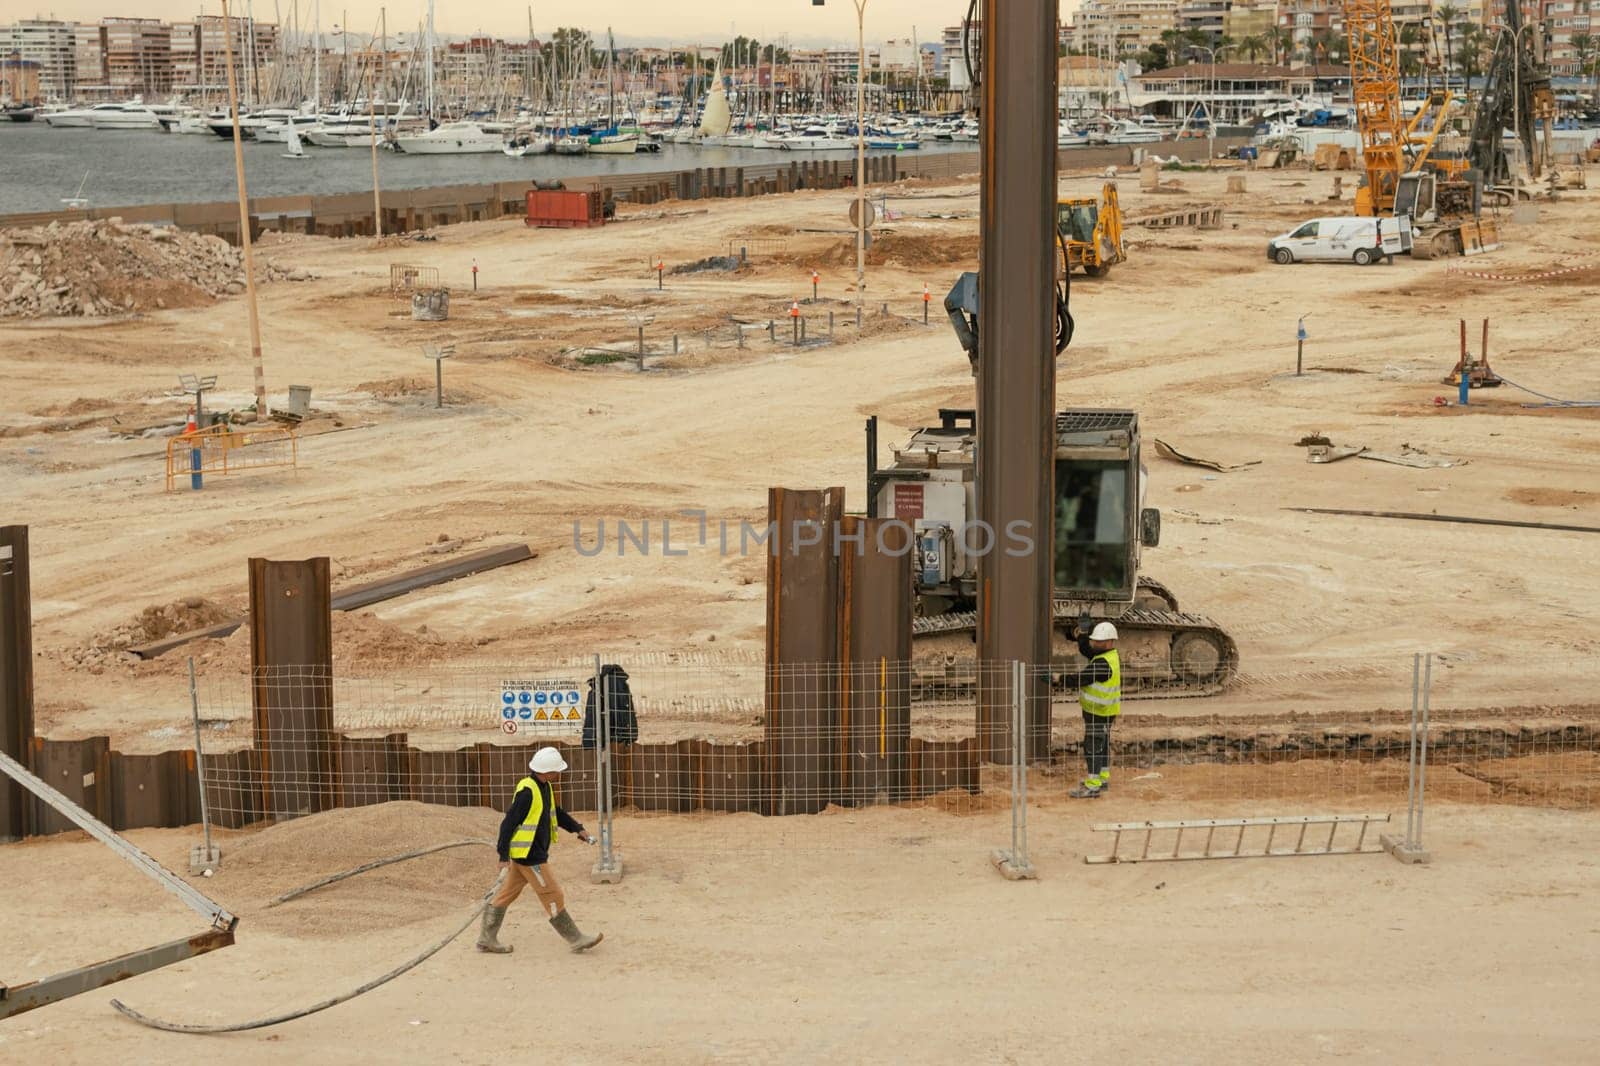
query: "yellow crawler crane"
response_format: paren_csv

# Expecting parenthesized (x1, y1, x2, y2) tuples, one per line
(1345, 0, 1497, 256)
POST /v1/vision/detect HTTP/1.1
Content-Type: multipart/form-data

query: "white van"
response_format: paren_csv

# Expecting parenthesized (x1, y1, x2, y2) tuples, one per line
(1267, 216, 1412, 265)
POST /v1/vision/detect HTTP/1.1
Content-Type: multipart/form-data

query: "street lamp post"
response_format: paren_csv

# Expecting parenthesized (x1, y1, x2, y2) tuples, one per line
(1188, 44, 1232, 162)
(813, 0, 869, 320)
(1492, 22, 1534, 205)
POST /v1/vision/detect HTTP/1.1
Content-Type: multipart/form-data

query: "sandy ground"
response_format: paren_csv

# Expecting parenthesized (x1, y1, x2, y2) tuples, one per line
(2, 796, 1597, 1063)
(3, 167, 1600, 752)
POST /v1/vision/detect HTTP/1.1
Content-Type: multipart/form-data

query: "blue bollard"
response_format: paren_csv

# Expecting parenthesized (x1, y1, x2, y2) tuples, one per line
(1459, 366, 1470, 407)
(190, 441, 203, 490)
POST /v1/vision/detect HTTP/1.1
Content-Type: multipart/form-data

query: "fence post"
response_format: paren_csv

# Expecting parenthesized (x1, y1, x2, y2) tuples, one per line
(992, 660, 1037, 880)
(1383, 652, 1432, 864)
(590, 654, 623, 884)
(1416, 652, 1432, 848)
(188, 656, 221, 874)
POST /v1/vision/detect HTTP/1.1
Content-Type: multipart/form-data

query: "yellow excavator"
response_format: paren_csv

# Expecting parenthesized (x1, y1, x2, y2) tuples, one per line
(1056, 183, 1125, 277)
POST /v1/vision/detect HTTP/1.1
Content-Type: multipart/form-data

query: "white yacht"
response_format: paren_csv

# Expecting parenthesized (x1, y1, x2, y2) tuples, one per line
(586, 130, 638, 154)
(1105, 119, 1164, 144)
(392, 121, 504, 154)
(43, 107, 93, 127)
(782, 126, 853, 151)
(89, 103, 166, 129)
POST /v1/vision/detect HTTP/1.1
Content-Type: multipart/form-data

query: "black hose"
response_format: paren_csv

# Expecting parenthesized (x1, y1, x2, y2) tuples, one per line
(110, 846, 504, 1034)
(264, 839, 493, 907)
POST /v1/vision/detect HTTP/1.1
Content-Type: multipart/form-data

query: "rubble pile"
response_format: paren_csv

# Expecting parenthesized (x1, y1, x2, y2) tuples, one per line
(0, 218, 309, 319)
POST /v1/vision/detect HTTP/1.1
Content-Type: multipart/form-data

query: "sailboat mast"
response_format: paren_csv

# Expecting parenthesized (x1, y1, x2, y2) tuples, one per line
(313, 0, 321, 109)
(425, 0, 435, 119)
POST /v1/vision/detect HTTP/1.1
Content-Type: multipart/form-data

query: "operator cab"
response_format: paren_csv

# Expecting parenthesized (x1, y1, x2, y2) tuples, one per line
(1052, 411, 1160, 605)
(1057, 200, 1099, 244)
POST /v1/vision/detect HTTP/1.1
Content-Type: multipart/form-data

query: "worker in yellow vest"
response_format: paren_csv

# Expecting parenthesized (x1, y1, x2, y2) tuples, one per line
(478, 746, 603, 954)
(1069, 622, 1121, 798)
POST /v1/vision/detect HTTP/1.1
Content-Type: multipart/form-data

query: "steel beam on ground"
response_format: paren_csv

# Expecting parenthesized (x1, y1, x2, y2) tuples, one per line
(836, 517, 913, 806)
(1, 525, 34, 840)
(975, 1, 1058, 761)
(248, 558, 335, 819)
(765, 487, 844, 815)
(128, 543, 535, 659)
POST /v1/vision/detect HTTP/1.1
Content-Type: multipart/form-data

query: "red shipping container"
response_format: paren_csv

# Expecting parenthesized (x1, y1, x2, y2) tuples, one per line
(525, 189, 604, 228)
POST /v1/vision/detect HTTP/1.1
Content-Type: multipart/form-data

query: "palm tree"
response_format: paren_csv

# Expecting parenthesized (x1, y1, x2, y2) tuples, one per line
(1398, 23, 1423, 79)
(1241, 35, 1266, 63)
(1460, 24, 1488, 92)
(1270, 27, 1295, 67)
(1572, 32, 1598, 105)
(1435, 5, 1459, 91)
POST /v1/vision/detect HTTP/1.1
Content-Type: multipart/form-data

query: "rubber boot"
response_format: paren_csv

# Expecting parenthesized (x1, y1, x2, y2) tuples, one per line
(549, 909, 603, 953)
(477, 904, 513, 954)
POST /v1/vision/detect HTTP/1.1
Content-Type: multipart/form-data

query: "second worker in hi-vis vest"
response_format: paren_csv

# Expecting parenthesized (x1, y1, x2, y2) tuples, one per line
(477, 746, 603, 954)
(1069, 622, 1121, 799)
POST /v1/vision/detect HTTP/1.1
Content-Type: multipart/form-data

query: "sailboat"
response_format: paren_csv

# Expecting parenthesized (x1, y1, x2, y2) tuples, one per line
(282, 124, 307, 159)
(694, 64, 732, 146)
(587, 30, 638, 155)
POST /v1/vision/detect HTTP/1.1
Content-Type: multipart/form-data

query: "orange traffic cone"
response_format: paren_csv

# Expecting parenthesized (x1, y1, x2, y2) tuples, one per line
(790, 300, 800, 318)
(184, 407, 197, 434)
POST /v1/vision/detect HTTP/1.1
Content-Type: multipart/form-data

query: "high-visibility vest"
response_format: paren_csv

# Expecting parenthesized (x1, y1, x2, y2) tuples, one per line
(1079, 649, 1121, 718)
(507, 776, 559, 860)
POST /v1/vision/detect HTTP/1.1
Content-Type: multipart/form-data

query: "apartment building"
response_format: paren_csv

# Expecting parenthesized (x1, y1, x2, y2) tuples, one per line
(1069, 0, 1180, 55)
(0, 19, 76, 100)
(1177, 0, 1232, 40)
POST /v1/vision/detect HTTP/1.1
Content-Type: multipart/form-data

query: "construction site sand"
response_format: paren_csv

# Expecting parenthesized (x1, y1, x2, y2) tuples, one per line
(1, 798, 1597, 1061)
(2, 171, 1600, 751)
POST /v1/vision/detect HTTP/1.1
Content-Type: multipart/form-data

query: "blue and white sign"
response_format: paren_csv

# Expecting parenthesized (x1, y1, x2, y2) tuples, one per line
(498, 679, 584, 734)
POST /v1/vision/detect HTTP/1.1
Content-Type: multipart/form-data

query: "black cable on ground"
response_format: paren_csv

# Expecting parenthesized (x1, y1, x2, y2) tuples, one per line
(110, 847, 503, 1034)
(264, 839, 493, 907)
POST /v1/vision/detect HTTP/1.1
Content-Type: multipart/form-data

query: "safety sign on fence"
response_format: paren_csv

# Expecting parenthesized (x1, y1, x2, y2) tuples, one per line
(499, 680, 584, 735)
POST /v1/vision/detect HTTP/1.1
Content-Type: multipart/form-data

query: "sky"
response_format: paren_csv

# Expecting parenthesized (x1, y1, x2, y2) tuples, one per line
(13, 2, 1077, 48)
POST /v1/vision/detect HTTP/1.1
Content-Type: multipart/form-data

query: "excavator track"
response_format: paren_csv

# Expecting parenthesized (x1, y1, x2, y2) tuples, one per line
(910, 586, 1240, 702)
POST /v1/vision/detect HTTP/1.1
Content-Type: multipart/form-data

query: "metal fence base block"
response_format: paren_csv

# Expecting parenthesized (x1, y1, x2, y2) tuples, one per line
(189, 844, 222, 875)
(1380, 833, 1432, 865)
(991, 849, 1038, 881)
(590, 858, 624, 885)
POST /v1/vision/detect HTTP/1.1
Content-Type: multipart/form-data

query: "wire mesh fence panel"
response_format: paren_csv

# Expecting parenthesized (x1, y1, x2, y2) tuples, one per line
(186, 649, 1599, 862)
(190, 657, 1024, 859)
(1026, 652, 1426, 819)
(1417, 650, 1600, 811)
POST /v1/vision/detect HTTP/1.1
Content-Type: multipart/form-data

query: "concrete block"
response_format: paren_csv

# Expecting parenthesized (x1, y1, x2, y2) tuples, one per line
(189, 843, 222, 875)
(991, 849, 1038, 881)
(1380, 833, 1431, 865)
(590, 856, 624, 884)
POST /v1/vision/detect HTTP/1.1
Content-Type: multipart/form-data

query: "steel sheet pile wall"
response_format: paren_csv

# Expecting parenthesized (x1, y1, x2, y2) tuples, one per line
(838, 517, 914, 806)
(249, 558, 335, 820)
(765, 487, 845, 816)
(1, 526, 33, 840)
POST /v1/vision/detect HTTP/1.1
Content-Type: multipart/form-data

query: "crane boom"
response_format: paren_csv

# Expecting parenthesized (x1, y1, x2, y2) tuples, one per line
(1345, 0, 1406, 215)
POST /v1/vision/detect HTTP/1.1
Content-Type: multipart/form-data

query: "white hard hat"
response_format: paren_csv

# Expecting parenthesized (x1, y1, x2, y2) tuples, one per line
(529, 747, 568, 774)
(1090, 622, 1119, 642)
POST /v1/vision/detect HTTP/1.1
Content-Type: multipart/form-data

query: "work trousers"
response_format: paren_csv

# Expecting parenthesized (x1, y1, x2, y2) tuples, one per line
(1082, 710, 1115, 788)
(491, 862, 566, 917)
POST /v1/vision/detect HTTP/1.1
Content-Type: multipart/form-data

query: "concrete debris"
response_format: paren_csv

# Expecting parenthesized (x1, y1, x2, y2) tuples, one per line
(670, 255, 742, 275)
(0, 218, 311, 319)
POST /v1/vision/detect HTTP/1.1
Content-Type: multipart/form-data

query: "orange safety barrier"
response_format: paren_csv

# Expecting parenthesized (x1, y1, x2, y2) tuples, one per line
(164, 423, 299, 493)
